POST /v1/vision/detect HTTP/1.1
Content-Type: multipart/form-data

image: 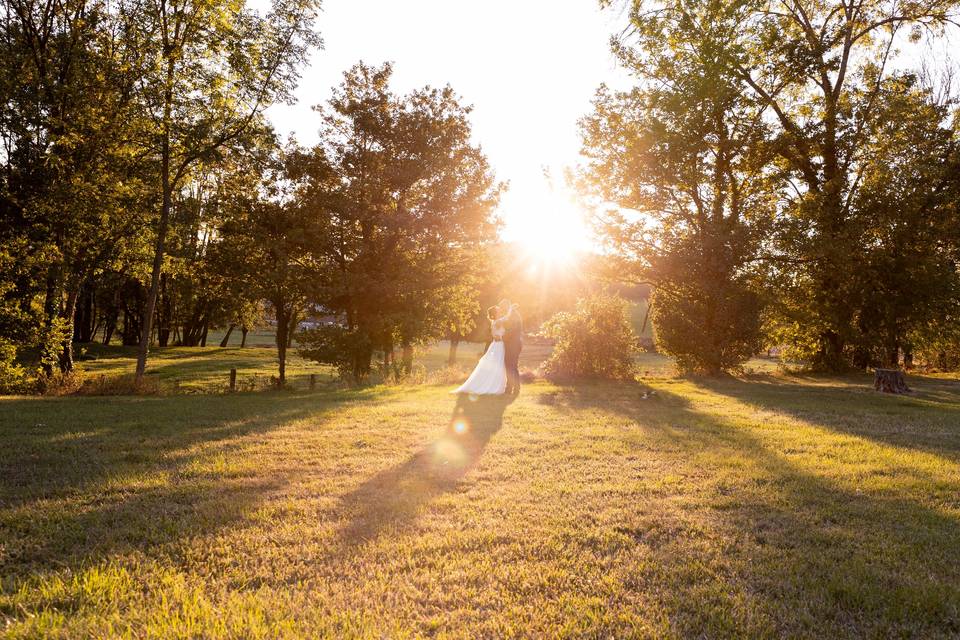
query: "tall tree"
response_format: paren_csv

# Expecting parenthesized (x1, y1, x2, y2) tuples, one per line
(583, 0, 777, 373)
(294, 63, 501, 380)
(215, 149, 309, 383)
(609, 0, 960, 370)
(132, 0, 320, 381)
(0, 0, 152, 374)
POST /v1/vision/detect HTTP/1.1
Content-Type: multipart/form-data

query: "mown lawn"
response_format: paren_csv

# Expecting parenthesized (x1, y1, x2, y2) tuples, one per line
(2, 366, 959, 637)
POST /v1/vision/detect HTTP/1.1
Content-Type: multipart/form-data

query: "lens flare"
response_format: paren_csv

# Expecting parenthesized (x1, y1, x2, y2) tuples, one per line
(432, 438, 466, 468)
(452, 418, 469, 435)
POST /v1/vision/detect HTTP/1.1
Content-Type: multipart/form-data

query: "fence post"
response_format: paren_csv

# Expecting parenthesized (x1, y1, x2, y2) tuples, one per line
(229, 368, 237, 391)
(309, 373, 316, 390)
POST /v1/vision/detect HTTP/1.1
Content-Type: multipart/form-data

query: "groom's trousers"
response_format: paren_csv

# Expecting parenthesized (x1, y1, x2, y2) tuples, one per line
(504, 338, 522, 392)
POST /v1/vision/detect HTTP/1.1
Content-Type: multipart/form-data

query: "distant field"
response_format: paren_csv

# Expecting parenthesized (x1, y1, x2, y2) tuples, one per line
(73, 339, 557, 393)
(75, 327, 782, 393)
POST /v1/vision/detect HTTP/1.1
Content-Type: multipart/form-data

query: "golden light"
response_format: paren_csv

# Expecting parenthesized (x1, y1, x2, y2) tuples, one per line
(432, 438, 467, 468)
(502, 182, 592, 267)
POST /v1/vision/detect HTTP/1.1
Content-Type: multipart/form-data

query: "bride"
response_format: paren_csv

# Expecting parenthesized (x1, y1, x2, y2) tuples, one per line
(452, 304, 509, 395)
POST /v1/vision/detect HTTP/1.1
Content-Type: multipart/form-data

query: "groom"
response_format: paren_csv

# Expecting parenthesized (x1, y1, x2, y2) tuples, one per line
(500, 299, 523, 395)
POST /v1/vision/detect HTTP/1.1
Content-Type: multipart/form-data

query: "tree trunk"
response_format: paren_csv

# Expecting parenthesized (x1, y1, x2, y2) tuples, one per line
(58, 286, 80, 373)
(136, 57, 175, 382)
(41, 264, 61, 376)
(240, 325, 248, 348)
(886, 339, 899, 370)
(286, 311, 298, 349)
(275, 301, 288, 385)
(136, 151, 171, 378)
(200, 322, 208, 347)
(447, 337, 459, 366)
(102, 313, 116, 345)
(401, 340, 413, 374)
(121, 282, 143, 346)
(219, 324, 235, 348)
(73, 283, 95, 343)
(874, 368, 910, 394)
(157, 273, 171, 347)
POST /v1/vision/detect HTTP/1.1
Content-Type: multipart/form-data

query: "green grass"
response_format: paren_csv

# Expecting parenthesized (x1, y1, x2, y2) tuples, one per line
(2, 358, 959, 637)
(73, 340, 556, 393)
(73, 337, 775, 393)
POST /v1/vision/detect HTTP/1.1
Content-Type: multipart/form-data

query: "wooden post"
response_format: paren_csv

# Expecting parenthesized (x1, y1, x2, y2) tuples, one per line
(309, 373, 316, 390)
(874, 368, 910, 394)
(229, 368, 237, 391)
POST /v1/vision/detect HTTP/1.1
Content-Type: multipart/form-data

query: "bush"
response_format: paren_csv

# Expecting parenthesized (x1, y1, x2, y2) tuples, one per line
(0, 338, 28, 393)
(541, 294, 639, 380)
(298, 325, 373, 382)
(652, 282, 762, 375)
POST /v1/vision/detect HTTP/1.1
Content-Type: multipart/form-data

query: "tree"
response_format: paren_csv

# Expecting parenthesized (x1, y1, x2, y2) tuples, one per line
(582, 0, 776, 373)
(294, 62, 501, 380)
(0, 0, 153, 374)
(843, 74, 960, 367)
(730, 0, 960, 369)
(604, 0, 960, 371)
(132, 0, 320, 381)
(215, 151, 309, 384)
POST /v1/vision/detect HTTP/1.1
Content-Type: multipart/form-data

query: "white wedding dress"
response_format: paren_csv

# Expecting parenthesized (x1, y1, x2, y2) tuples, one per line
(452, 320, 507, 395)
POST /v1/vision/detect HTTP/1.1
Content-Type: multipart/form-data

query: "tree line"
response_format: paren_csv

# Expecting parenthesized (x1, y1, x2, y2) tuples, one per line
(0, 0, 515, 389)
(582, 0, 960, 374)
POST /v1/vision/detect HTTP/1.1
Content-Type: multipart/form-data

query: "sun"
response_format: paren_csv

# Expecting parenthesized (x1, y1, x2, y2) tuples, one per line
(501, 183, 592, 265)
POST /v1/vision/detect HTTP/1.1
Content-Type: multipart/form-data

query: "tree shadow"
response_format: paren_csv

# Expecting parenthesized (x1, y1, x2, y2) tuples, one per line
(0, 390, 368, 574)
(691, 373, 960, 458)
(536, 381, 960, 635)
(336, 393, 514, 547)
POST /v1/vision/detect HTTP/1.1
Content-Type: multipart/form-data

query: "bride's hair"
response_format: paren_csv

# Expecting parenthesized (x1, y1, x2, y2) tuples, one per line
(487, 306, 498, 320)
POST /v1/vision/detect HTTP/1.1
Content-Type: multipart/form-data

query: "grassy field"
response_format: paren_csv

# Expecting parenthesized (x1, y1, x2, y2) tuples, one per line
(2, 346, 959, 638)
(73, 335, 773, 393)
(73, 340, 557, 393)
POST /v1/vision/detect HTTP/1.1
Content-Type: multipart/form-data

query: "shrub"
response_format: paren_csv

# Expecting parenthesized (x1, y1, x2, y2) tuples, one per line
(298, 325, 373, 382)
(652, 282, 762, 375)
(541, 294, 639, 380)
(0, 338, 27, 393)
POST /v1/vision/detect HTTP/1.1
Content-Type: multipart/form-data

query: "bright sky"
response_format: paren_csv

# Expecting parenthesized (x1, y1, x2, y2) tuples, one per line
(266, 0, 629, 250)
(265, 2, 958, 258)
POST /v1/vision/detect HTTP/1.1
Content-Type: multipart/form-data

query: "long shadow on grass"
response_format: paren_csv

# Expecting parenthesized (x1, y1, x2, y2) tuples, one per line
(336, 393, 514, 546)
(696, 373, 960, 458)
(0, 389, 369, 574)
(541, 381, 960, 637)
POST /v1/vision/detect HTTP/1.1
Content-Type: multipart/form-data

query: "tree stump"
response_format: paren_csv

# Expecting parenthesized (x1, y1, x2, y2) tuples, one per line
(874, 368, 910, 394)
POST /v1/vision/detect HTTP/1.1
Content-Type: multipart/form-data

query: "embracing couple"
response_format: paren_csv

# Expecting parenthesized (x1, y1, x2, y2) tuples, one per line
(453, 299, 523, 396)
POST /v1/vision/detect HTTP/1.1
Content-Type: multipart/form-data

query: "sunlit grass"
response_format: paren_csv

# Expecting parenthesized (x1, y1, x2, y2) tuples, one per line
(2, 368, 959, 637)
(72, 339, 554, 393)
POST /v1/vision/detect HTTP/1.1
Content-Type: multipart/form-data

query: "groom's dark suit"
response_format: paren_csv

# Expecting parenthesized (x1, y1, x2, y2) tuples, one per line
(503, 306, 523, 394)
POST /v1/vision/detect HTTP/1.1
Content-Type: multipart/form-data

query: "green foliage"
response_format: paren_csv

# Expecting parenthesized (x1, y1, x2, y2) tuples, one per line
(0, 338, 27, 393)
(297, 325, 373, 382)
(291, 63, 501, 379)
(652, 279, 763, 375)
(588, 0, 960, 372)
(541, 294, 638, 380)
(581, 0, 773, 374)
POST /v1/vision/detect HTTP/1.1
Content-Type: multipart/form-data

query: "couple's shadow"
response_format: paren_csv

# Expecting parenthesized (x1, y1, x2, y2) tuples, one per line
(337, 393, 516, 545)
